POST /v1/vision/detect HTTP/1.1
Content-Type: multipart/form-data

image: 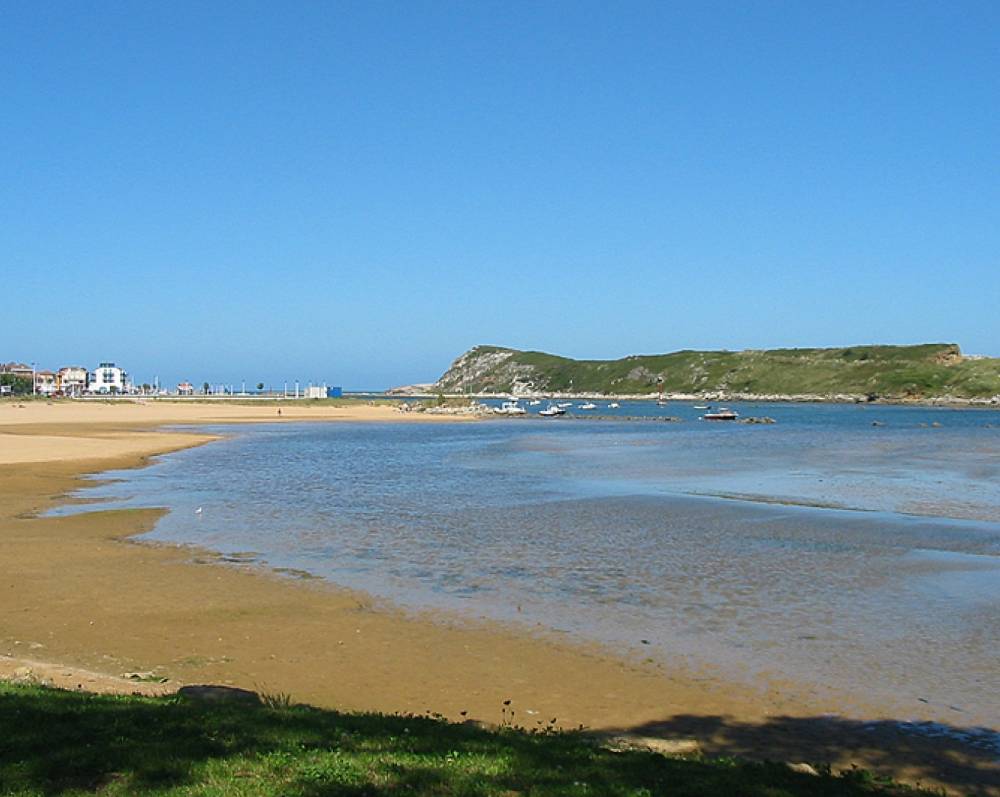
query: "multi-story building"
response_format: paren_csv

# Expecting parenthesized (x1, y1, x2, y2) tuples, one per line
(0, 362, 34, 379)
(34, 370, 57, 395)
(1, 362, 35, 396)
(87, 362, 131, 394)
(57, 366, 89, 396)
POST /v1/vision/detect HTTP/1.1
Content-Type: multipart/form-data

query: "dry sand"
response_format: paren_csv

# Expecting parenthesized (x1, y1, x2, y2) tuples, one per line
(0, 399, 995, 795)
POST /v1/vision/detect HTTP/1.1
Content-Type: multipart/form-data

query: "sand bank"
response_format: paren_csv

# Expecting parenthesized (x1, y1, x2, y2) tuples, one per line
(0, 400, 995, 795)
(0, 398, 452, 465)
(0, 397, 466, 438)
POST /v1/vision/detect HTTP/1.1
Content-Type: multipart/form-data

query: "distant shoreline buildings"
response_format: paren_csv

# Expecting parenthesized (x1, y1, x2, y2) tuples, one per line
(1, 361, 132, 396)
(0, 360, 342, 399)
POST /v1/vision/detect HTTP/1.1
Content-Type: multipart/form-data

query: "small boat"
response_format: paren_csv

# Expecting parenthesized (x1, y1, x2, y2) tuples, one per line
(557, 402, 573, 409)
(656, 399, 668, 406)
(494, 400, 527, 416)
(702, 408, 739, 421)
(539, 404, 565, 417)
(608, 402, 620, 409)
(693, 404, 710, 410)
(578, 402, 597, 410)
(528, 399, 541, 406)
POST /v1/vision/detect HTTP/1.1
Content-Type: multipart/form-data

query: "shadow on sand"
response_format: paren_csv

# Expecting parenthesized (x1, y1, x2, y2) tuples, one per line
(611, 712, 999, 797)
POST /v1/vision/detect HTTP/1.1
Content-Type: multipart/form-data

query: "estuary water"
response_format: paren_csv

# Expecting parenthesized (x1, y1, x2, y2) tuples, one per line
(57, 402, 1000, 731)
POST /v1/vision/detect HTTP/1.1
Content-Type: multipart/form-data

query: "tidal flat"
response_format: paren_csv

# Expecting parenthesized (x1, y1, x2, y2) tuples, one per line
(58, 403, 1000, 734)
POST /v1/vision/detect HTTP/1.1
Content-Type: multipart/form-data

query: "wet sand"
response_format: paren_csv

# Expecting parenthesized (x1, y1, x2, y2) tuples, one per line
(0, 400, 996, 795)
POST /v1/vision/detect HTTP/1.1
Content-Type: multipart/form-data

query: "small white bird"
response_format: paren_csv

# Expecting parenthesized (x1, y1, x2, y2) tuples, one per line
(195, 507, 203, 515)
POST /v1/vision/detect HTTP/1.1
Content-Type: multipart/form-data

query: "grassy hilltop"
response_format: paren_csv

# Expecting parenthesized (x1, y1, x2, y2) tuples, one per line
(433, 343, 1000, 400)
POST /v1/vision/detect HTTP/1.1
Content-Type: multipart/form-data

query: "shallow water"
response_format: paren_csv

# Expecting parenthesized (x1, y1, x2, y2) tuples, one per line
(56, 402, 1000, 730)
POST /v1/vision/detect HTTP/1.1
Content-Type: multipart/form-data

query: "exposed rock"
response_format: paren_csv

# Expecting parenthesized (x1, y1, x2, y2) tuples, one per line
(626, 366, 657, 383)
(385, 383, 434, 396)
(933, 345, 963, 365)
(122, 671, 168, 683)
(177, 685, 262, 705)
(434, 347, 521, 394)
(600, 734, 700, 756)
(787, 762, 821, 776)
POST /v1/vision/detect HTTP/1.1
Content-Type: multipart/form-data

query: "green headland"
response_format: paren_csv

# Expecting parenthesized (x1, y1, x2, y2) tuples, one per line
(432, 343, 1000, 402)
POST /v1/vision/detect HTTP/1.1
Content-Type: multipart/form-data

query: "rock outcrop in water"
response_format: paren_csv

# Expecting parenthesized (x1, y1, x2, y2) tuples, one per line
(429, 343, 1000, 403)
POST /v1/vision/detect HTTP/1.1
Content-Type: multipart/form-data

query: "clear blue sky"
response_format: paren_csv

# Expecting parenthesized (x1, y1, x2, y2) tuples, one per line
(3, 1, 998, 389)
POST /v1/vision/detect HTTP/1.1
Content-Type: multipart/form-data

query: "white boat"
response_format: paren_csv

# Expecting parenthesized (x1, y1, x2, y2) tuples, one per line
(608, 402, 620, 409)
(528, 399, 542, 406)
(494, 400, 527, 416)
(693, 404, 710, 410)
(557, 402, 573, 408)
(702, 408, 739, 421)
(539, 404, 565, 417)
(578, 402, 597, 410)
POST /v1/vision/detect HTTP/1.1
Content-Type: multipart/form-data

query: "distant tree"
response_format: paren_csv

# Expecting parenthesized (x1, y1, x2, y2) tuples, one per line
(202, 382, 211, 395)
(256, 382, 264, 392)
(141, 383, 152, 394)
(0, 374, 32, 396)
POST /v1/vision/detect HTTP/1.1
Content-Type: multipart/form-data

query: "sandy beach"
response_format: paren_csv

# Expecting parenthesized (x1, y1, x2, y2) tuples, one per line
(0, 399, 996, 795)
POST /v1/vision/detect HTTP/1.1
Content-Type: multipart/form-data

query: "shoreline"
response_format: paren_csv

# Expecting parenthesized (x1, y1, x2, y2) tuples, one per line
(9, 391, 1000, 409)
(391, 391, 1000, 408)
(1, 402, 997, 794)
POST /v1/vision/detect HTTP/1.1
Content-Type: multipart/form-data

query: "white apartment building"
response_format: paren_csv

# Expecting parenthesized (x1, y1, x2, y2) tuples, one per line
(34, 370, 57, 395)
(88, 362, 131, 394)
(57, 366, 88, 396)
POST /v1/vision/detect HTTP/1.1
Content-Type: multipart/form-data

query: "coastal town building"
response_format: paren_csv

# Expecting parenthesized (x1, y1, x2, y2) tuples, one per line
(87, 362, 131, 394)
(305, 384, 343, 399)
(1, 362, 35, 396)
(0, 362, 34, 379)
(177, 381, 194, 395)
(57, 366, 88, 396)
(34, 370, 57, 395)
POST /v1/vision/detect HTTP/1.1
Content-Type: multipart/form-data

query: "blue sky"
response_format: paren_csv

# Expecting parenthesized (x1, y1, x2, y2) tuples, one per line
(3, 1, 998, 389)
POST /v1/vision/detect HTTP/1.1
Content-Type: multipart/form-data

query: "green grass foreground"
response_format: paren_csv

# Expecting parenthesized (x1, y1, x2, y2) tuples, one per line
(0, 684, 931, 796)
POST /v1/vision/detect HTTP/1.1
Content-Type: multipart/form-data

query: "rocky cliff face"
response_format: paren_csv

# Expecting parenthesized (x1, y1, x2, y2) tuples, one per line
(433, 347, 541, 395)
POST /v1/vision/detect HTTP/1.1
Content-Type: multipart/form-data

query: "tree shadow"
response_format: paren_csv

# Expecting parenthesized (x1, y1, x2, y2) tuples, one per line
(609, 713, 1000, 797)
(1, 684, 993, 795)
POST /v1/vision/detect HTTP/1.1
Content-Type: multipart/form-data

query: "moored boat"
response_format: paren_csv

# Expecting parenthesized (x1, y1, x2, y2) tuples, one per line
(701, 408, 739, 421)
(494, 400, 527, 416)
